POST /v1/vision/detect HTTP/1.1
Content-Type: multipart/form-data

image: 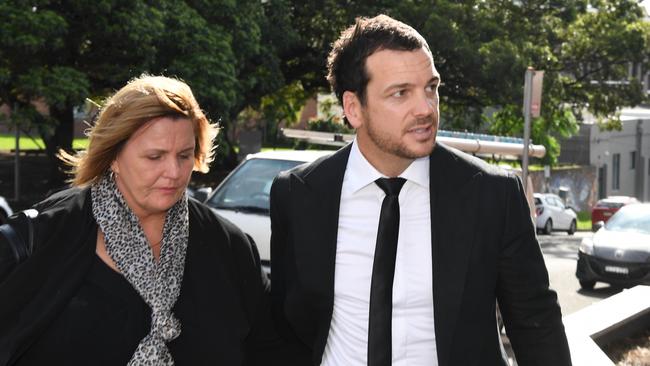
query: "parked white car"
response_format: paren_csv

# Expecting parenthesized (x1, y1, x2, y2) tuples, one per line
(0, 195, 13, 224)
(203, 150, 332, 273)
(534, 193, 577, 235)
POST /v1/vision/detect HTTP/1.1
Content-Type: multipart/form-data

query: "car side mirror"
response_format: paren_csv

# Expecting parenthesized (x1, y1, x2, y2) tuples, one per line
(592, 220, 605, 232)
(194, 187, 213, 203)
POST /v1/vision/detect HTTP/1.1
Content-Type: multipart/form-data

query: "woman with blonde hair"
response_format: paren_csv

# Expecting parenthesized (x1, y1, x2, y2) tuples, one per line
(0, 75, 302, 365)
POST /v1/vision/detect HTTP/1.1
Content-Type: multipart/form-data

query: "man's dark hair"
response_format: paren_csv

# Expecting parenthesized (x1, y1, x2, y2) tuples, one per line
(326, 14, 431, 107)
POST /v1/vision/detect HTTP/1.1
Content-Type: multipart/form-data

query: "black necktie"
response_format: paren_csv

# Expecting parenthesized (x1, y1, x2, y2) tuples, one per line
(368, 177, 406, 366)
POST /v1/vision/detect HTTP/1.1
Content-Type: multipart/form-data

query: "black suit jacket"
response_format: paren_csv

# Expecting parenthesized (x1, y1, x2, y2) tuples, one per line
(270, 143, 571, 366)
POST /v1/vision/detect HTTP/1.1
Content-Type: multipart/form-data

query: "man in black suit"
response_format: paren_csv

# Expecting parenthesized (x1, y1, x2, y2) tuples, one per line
(270, 14, 571, 366)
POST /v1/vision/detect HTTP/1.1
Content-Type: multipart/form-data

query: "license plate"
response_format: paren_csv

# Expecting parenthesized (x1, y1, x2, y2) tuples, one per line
(603, 212, 613, 217)
(604, 265, 629, 274)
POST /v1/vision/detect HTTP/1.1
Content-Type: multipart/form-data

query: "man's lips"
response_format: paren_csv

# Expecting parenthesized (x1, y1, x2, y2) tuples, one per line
(406, 124, 434, 138)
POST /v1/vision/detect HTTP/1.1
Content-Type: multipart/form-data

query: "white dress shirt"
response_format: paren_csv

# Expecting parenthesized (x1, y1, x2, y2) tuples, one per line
(321, 141, 437, 366)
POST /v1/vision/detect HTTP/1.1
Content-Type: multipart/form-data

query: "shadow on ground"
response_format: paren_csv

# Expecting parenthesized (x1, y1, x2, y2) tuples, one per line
(577, 285, 624, 299)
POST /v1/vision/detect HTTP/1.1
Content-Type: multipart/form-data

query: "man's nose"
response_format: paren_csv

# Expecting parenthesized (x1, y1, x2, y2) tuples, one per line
(413, 92, 436, 117)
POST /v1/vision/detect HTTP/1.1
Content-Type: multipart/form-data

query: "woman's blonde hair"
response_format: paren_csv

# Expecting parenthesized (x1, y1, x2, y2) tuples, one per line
(61, 75, 219, 186)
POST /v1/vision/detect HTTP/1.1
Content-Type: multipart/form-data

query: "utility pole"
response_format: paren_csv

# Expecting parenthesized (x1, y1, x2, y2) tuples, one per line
(522, 67, 544, 193)
(13, 103, 20, 201)
(522, 69, 533, 193)
(635, 120, 643, 200)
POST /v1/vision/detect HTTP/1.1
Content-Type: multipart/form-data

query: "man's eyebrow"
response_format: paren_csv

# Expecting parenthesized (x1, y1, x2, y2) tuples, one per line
(384, 77, 441, 93)
(384, 82, 413, 92)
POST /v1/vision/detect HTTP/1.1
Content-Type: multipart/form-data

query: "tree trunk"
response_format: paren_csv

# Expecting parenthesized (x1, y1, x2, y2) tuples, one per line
(218, 118, 240, 170)
(44, 104, 74, 191)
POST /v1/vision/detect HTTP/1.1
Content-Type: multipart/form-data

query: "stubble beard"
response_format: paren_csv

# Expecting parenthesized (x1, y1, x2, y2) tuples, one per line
(365, 115, 437, 160)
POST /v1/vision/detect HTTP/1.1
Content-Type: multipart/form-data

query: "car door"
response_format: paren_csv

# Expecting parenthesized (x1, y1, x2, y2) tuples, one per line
(553, 197, 570, 229)
(546, 196, 563, 229)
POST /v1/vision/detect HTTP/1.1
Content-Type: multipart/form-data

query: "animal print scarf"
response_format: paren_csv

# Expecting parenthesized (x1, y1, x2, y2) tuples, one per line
(91, 173, 189, 365)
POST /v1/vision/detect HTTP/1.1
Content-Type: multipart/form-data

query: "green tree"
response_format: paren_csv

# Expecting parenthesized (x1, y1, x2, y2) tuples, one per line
(0, 0, 292, 187)
(261, 0, 649, 164)
(0, 0, 164, 185)
(250, 0, 399, 135)
(388, 0, 650, 164)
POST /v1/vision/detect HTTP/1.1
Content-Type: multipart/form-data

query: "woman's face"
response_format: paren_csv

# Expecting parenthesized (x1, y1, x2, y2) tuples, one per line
(111, 116, 196, 219)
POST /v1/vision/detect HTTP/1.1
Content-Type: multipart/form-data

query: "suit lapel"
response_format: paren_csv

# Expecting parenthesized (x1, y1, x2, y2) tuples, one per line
(289, 145, 351, 350)
(429, 143, 483, 366)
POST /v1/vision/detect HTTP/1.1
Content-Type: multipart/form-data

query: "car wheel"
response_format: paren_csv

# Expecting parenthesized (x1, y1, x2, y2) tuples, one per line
(543, 219, 553, 235)
(567, 220, 577, 235)
(579, 279, 596, 290)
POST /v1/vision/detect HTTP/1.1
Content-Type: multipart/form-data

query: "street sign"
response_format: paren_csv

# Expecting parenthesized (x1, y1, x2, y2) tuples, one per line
(531, 71, 544, 118)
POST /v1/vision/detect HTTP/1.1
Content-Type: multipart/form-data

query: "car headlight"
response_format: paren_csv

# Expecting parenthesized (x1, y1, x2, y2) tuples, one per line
(579, 237, 594, 255)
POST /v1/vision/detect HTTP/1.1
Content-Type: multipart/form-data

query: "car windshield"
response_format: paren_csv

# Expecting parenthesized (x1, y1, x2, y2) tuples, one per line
(605, 206, 650, 234)
(205, 158, 304, 214)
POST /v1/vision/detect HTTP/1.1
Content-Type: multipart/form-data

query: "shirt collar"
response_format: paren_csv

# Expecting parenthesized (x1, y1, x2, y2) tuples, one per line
(346, 139, 430, 194)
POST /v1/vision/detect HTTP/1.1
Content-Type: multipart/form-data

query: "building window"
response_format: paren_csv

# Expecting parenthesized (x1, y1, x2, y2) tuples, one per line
(612, 153, 620, 190)
(630, 151, 636, 170)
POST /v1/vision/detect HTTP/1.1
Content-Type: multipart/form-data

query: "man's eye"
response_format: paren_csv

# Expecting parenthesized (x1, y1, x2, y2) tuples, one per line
(147, 155, 161, 160)
(179, 154, 192, 160)
(392, 90, 405, 97)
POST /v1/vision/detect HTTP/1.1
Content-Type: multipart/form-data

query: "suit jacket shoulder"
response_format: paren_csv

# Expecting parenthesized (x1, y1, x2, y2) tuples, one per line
(433, 142, 514, 179)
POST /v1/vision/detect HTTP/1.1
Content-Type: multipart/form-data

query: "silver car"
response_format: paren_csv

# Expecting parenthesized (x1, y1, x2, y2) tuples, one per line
(576, 203, 650, 290)
(534, 193, 577, 235)
(204, 150, 332, 274)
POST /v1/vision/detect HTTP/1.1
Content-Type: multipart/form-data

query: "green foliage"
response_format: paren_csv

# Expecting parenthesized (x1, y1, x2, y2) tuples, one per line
(253, 0, 648, 164)
(0, 0, 301, 171)
(259, 81, 311, 143)
(0, 134, 88, 151)
(1, 0, 649, 176)
(291, 114, 352, 150)
(306, 115, 353, 134)
(384, 0, 649, 164)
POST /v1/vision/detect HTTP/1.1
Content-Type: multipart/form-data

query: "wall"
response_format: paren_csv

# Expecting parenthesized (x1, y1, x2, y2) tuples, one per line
(530, 166, 598, 211)
(589, 117, 650, 201)
(558, 123, 591, 165)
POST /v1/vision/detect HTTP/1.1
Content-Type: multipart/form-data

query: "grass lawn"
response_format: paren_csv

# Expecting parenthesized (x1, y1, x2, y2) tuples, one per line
(0, 134, 88, 151)
(576, 211, 591, 231)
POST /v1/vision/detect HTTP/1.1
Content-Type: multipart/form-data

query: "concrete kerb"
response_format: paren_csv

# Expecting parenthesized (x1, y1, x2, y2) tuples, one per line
(563, 285, 650, 365)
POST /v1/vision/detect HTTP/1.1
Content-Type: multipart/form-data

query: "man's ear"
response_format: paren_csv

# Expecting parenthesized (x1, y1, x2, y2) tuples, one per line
(342, 91, 363, 129)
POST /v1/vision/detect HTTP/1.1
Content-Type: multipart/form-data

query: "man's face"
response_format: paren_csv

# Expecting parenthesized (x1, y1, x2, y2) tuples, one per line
(345, 47, 440, 176)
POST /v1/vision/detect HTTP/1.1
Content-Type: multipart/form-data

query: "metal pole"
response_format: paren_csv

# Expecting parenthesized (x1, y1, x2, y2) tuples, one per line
(13, 103, 20, 201)
(522, 67, 534, 193)
(635, 120, 643, 200)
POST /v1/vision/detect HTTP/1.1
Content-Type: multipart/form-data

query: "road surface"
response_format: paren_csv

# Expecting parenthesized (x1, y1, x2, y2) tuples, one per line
(538, 231, 622, 316)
